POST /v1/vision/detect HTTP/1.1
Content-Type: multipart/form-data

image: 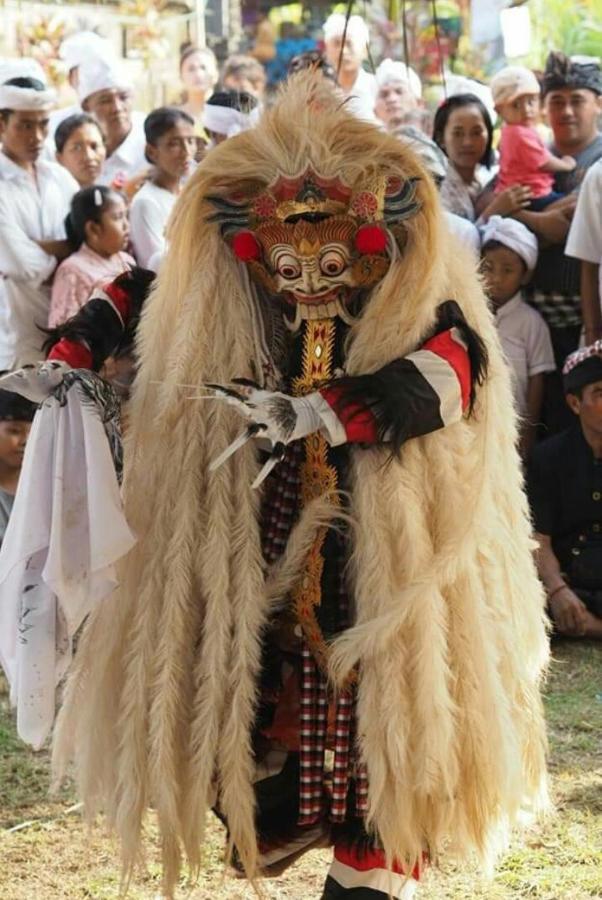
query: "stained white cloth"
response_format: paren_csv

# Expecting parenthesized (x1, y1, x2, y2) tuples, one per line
(481, 214, 539, 271)
(129, 180, 176, 268)
(566, 158, 602, 299)
(60, 31, 114, 73)
(375, 58, 422, 99)
(0, 152, 77, 368)
(78, 58, 131, 105)
(0, 84, 56, 110)
(495, 292, 555, 416)
(0, 385, 136, 749)
(97, 110, 147, 188)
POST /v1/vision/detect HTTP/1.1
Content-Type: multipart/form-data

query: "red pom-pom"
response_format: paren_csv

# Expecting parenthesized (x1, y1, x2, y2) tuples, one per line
(232, 230, 261, 262)
(354, 224, 388, 255)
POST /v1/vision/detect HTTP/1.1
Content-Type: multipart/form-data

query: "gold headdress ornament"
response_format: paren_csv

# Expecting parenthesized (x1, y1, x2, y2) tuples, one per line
(208, 166, 420, 234)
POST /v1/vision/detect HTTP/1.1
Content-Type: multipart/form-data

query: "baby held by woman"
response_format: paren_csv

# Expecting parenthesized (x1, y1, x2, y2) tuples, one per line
(491, 65, 575, 211)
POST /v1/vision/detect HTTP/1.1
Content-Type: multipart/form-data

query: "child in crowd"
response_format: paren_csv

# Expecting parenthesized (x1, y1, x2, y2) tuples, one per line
(491, 66, 576, 211)
(129, 107, 196, 269)
(55, 113, 106, 189)
(0, 390, 35, 547)
(49, 185, 135, 327)
(202, 90, 258, 145)
(481, 216, 555, 457)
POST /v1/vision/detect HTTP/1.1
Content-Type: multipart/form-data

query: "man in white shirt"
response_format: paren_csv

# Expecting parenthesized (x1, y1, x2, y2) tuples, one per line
(323, 13, 377, 122)
(0, 77, 77, 368)
(565, 158, 602, 343)
(78, 59, 146, 189)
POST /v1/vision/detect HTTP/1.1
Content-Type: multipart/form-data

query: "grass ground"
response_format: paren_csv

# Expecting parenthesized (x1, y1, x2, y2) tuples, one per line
(1, 641, 600, 900)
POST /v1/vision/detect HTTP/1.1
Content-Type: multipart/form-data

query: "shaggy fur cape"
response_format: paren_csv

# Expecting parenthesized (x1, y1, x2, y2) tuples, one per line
(53, 76, 549, 895)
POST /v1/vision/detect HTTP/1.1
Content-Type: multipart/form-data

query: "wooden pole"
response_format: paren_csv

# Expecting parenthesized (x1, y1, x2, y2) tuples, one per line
(195, 0, 206, 47)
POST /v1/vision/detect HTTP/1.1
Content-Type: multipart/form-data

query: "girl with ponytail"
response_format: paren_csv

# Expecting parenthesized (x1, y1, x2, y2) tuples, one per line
(49, 185, 134, 327)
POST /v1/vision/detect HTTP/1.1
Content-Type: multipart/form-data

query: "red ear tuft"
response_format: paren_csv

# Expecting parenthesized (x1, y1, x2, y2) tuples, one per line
(232, 230, 261, 262)
(354, 224, 388, 255)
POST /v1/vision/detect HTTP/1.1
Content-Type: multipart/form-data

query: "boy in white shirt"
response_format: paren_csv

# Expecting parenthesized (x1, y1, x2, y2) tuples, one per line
(129, 107, 196, 269)
(565, 158, 602, 344)
(481, 216, 555, 457)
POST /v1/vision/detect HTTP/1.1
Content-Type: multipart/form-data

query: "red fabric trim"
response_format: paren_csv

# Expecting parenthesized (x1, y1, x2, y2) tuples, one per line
(334, 843, 425, 880)
(422, 329, 471, 411)
(48, 338, 93, 370)
(103, 282, 131, 322)
(320, 385, 379, 444)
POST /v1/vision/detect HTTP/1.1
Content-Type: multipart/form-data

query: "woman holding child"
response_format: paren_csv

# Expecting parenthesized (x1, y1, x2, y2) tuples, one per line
(433, 93, 534, 223)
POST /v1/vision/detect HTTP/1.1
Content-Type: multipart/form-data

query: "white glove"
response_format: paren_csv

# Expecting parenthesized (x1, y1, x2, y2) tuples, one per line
(206, 381, 341, 488)
(0, 360, 71, 404)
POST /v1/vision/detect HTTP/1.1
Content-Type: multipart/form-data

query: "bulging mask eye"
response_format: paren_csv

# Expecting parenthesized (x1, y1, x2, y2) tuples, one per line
(274, 250, 301, 280)
(319, 248, 347, 277)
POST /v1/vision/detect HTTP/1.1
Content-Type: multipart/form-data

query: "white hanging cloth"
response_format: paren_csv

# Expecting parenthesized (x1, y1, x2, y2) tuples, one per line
(0, 382, 136, 748)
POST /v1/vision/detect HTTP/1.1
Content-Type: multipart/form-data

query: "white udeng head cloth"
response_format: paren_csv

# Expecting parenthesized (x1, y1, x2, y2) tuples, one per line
(202, 103, 254, 137)
(0, 81, 56, 111)
(323, 13, 370, 49)
(78, 59, 131, 105)
(0, 57, 47, 86)
(481, 215, 539, 271)
(376, 58, 422, 99)
(60, 31, 114, 73)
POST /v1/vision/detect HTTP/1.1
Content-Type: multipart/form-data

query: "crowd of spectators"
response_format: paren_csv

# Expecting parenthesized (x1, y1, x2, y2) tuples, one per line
(0, 14, 601, 639)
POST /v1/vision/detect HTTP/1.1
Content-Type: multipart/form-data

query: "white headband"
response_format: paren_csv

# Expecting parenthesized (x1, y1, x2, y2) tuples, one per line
(0, 84, 56, 110)
(323, 13, 370, 48)
(481, 215, 539, 271)
(78, 60, 131, 104)
(202, 104, 252, 137)
(376, 59, 422, 98)
(60, 32, 113, 72)
(0, 58, 47, 85)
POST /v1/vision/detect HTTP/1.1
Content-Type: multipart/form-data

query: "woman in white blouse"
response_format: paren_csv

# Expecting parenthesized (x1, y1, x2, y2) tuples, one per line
(129, 107, 197, 269)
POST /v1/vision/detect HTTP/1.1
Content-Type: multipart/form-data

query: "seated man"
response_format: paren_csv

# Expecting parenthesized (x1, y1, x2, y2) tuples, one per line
(528, 341, 602, 638)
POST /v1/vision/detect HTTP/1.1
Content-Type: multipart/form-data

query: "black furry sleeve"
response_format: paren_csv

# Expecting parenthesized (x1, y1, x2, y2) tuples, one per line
(319, 301, 488, 455)
(45, 267, 155, 371)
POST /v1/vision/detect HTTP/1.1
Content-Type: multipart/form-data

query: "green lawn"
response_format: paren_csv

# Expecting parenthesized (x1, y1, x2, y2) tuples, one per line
(0, 641, 600, 899)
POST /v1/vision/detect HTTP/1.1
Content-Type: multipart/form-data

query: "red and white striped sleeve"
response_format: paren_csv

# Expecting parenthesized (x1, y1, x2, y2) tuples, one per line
(317, 326, 473, 448)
